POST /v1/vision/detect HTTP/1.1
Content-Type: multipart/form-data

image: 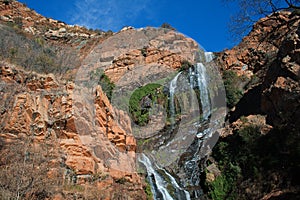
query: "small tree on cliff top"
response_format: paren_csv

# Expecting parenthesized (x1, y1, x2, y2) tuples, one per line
(224, 0, 300, 41)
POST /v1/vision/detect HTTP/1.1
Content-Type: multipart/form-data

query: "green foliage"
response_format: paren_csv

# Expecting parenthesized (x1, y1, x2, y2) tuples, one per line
(206, 124, 262, 199)
(90, 69, 115, 100)
(238, 125, 260, 143)
(222, 70, 243, 108)
(115, 177, 127, 184)
(141, 47, 148, 57)
(160, 23, 176, 30)
(144, 179, 153, 200)
(179, 60, 193, 72)
(129, 83, 165, 126)
(208, 175, 231, 200)
(206, 122, 300, 199)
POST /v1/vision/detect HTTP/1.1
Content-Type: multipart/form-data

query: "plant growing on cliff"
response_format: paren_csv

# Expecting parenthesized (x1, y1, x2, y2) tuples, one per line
(0, 23, 79, 76)
(90, 68, 115, 100)
(205, 122, 300, 199)
(160, 22, 176, 30)
(129, 83, 166, 126)
(143, 179, 153, 200)
(179, 60, 193, 72)
(222, 70, 243, 108)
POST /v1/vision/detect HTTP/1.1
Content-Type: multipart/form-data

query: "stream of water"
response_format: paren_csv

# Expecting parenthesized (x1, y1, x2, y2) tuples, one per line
(139, 60, 212, 199)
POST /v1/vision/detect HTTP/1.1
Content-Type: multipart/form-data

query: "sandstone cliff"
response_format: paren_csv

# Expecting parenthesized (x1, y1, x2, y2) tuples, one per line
(0, 1, 201, 199)
(1, 1, 300, 200)
(0, 61, 147, 199)
(204, 11, 300, 200)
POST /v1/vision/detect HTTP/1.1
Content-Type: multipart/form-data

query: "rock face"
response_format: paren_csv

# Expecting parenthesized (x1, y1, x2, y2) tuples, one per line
(0, 62, 146, 199)
(208, 11, 300, 200)
(0, 0, 106, 41)
(261, 23, 300, 130)
(0, 2, 204, 199)
(218, 11, 300, 131)
(1, 1, 300, 199)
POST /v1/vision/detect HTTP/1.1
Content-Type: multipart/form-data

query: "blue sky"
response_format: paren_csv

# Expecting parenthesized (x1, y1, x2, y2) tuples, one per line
(18, 0, 240, 52)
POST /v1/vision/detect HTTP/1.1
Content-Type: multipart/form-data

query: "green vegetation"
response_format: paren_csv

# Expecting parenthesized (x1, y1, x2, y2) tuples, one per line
(205, 122, 300, 199)
(160, 23, 176, 30)
(115, 177, 128, 184)
(207, 175, 233, 200)
(144, 179, 153, 200)
(205, 124, 261, 199)
(129, 83, 166, 125)
(89, 68, 115, 100)
(222, 70, 243, 108)
(141, 47, 148, 57)
(179, 60, 193, 72)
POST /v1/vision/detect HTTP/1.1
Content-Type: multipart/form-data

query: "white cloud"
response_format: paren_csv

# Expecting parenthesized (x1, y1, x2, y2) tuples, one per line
(69, 0, 156, 31)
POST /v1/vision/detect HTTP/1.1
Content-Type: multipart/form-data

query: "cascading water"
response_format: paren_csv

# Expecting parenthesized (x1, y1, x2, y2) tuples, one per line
(204, 52, 214, 63)
(138, 154, 190, 200)
(139, 58, 216, 199)
(169, 72, 182, 124)
(188, 63, 211, 119)
(196, 63, 210, 119)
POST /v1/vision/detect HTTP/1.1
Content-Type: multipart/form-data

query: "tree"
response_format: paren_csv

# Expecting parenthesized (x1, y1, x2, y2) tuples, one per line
(224, 0, 300, 41)
(160, 22, 176, 30)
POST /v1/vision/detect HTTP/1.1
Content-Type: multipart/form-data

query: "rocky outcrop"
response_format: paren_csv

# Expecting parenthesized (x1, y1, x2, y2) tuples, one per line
(0, 1, 105, 41)
(0, 62, 146, 199)
(216, 12, 298, 76)
(105, 47, 186, 83)
(261, 22, 300, 130)
(219, 11, 300, 131)
(82, 27, 199, 83)
(206, 11, 300, 200)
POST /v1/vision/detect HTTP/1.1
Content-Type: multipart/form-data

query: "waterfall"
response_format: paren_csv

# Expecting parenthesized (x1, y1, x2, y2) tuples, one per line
(158, 167, 191, 200)
(204, 52, 214, 62)
(139, 154, 174, 200)
(140, 62, 214, 199)
(195, 63, 210, 119)
(139, 154, 190, 200)
(188, 63, 211, 119)
(169, 72, 182, 124)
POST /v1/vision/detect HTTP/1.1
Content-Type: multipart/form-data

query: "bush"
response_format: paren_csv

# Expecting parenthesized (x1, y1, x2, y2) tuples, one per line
(222, 70, 243, 108)
(143, 179, 153, 200)
(161, 23, 176, 30)
(90, 69, 115, 100)
(179, 60, 193, 72)
(208, 175, 231, 200)
(129, 83, 165, 125)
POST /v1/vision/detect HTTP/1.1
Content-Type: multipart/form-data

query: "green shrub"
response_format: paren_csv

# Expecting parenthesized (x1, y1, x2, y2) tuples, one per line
(90, 69, 115, 100)
(144, 179, 153, 200)
(208, 175, 230, 200)
(141, 47, 147, 57)
(115, 177, 127, 184)
(160, 23, 176, 30)
(179, 60, 193, 72)
(129, 83, 165, 125)
(222, 70, 243, 108)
